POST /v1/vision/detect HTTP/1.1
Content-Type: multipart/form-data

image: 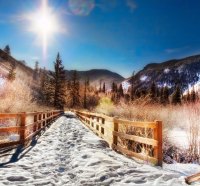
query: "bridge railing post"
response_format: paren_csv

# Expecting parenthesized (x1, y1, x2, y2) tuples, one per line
(112, 118, 118, 149)
(20, 112, 26, 145)
(154, 120, 162, 166)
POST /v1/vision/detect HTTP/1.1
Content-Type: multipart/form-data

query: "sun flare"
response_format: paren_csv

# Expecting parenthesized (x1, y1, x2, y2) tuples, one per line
(31, 0, 57, 38)
(28, 0, 60, 62)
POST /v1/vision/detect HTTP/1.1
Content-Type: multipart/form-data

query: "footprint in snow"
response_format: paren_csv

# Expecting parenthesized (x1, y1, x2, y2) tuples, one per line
(7, 176, 29, 182)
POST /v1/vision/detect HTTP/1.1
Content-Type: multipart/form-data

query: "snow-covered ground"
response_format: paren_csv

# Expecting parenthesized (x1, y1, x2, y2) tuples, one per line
(168, 128, 189, 149)
(0, 112, 199, 186)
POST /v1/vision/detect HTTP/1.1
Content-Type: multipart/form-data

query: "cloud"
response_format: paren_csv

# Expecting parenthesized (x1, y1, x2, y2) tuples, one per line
(60, 8, 73, 16)
(126, 0, 137, 12)
(9, 13, 28, 22)
(68, 0, 95, 16)
(96, 0, 118, 12)
(165, 48, 179, 54)
(165, 46, 190, 54)
(31, 56, 39, 61)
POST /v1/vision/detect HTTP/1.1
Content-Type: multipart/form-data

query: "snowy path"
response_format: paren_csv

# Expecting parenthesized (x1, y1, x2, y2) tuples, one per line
(0, 113, 195, 186)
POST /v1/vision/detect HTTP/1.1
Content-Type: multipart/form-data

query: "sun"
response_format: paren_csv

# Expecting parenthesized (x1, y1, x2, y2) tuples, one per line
(31, 0, 57, 38)
(28, 0, 60, 61)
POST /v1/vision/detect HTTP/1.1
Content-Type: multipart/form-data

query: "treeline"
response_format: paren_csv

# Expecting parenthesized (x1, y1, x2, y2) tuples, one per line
(3, 45, 199, 109)
(2, 46, 99, 110)
(36, 53, 99, 110)
(100, 81, 198, 105)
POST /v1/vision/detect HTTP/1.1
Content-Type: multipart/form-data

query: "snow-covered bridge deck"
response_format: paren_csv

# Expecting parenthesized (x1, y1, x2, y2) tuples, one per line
(0, 113, 190, 185)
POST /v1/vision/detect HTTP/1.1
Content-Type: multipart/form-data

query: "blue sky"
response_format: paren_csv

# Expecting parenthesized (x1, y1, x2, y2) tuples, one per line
(0, 0, 200, 77)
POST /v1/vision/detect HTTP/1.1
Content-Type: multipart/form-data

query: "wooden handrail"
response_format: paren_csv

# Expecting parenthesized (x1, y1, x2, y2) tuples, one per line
(185, 172, 200, 184)
(75, 110, 163, 167)
(114, 118, 157, 128)
(0, 110, 63, 149)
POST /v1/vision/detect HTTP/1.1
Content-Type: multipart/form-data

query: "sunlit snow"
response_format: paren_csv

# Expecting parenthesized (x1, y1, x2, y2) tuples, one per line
(0, 76, 5, 87)
(164, 68, 170, 74)
(122, 80, 130, 93)
(140, 75, 148, 82)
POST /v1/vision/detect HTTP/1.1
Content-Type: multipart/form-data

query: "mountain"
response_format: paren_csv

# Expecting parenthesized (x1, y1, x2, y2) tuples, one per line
(0, 49, 125, 90)
(0, 49, 35, 82)
(124, 54, 200, 93)
(65, 69, 125, 89)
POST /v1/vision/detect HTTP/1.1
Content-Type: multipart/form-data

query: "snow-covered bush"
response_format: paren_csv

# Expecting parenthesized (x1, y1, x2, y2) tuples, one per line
(0, 79, 48, 112)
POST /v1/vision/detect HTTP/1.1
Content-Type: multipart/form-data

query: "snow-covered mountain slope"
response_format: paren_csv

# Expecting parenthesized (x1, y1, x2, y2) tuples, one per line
(122, 79, 131, 93)
(129, 55, 200, 92)
(0, 113, 198, 186)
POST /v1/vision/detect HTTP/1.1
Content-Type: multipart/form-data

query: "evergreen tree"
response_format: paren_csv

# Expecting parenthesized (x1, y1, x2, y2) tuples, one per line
(135, 89, 141, 98)
(171, 85, 182, 105)
(33, 61, 39, 80)
(86, 77, 90, 87)
(118, 84, 124, 97)
(102, 82, 106, 93)
(156, 87, 160, 98)
(83, 79, 87, 109)
(130, 72, 135, 101)
(44, 77, 55, 105)
(149, 82, 156, 100)
(111, 93, 115, 103)
(186, 90, 190, 102)
(111, 82, 118, 103)
(52, 53, 66, 109)
(191, 87, 197, 103)
(163, 86, 169, 104)
(99, 80, 102, 92)
(40, 68, 46, 88)
(7, 66, 16, 81)
(70, 70, 80, 108)
(124, 94, 130, 103)
(67, 79, 71, 90)
(112, 82, 117, 93)
(160, 87, 164, 104)
(4, 45, 11, 55)
(40, 68, 54, 104)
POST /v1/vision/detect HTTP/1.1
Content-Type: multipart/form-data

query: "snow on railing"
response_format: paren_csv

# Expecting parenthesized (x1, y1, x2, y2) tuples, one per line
(0, 110, 63, 149)
(75, 110, 162, 167)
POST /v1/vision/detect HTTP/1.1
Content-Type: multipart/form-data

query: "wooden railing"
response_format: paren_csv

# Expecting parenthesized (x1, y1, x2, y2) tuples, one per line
(185, 172, 200, 184)
(75, 110, 162, 166)
(0, 110, 62, 149)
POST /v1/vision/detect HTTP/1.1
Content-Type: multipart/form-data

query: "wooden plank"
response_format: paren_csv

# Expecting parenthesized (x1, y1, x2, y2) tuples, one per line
(26, 110, 61, 115)
(25, 118, 50, 128)
(0, 141, 19, 148)
(76, 110, 113, 122)
(114, 118, 157, 129)
(113, 131, 158, 146)
(26, 112, 42, 115)
(0, 126, 21, 132)
(0, 114, 19, 118)
(112, 144, 158, 165)
(25, 127, 43, 141)
(185, 172, 200, 184)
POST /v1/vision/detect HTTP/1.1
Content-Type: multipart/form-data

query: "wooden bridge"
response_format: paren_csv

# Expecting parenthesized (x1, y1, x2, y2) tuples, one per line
(0, 109, 199, 184)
